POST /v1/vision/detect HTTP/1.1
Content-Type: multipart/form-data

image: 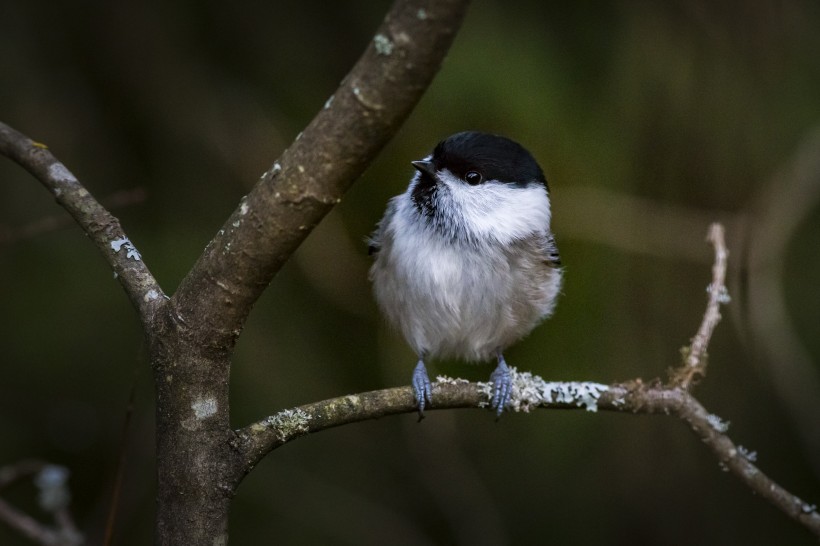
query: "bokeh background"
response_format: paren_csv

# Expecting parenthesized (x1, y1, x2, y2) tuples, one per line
(2, 1, 819, 544)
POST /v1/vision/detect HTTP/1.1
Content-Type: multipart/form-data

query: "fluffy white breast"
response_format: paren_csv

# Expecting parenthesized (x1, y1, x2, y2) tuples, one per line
(370, 175, 559, 362)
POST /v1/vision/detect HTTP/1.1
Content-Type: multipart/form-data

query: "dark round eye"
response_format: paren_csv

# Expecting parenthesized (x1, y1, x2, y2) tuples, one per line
(464, 171, 482, 185)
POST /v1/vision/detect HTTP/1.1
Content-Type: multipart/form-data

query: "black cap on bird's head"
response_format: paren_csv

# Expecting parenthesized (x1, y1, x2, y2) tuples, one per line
(412, 131, 548, 190)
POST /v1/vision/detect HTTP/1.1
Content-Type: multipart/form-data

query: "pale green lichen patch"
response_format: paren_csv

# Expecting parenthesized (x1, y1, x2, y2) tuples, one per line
(480, 368, 608, 412)
(249, 422, 267, 434)
(435, 375, 470, 385)
(266, 408, 310, 443)
(110, 237, 141, 261)
(707, 283, 732, 303)
(260, 162, 282, 183)
(144, 289, 161, 302)
(192, 397, 217, 419)
(48, 163, 77, 184)
(737, 445, 758, 462)
(373, 34, 394, 55)
(706, 413, 730, 433)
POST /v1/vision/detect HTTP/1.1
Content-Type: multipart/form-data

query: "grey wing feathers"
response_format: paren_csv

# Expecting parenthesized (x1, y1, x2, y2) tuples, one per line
(367, 227, 381, 256)
(506, 232, 562, 274)
(544, 233, 561, 267)
(367, 199, 396, 256)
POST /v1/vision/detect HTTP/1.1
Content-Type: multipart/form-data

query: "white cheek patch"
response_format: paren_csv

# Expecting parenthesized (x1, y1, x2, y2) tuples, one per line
(438, 170, 551, 243)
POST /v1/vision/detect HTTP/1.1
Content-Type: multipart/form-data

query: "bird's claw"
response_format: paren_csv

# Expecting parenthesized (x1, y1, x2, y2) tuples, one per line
(412, 361, 433, 419)
(490, 357, 512, 417)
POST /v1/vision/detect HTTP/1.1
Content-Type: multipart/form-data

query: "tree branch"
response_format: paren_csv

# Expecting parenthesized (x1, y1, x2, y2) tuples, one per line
(144, 3, 471, 543)
(231, 223, 819, 539)
(671, 222, 730, 388)
(170, 0, 471, 350)
(0, 123, 164, 329)
(233, 374, 820, 538)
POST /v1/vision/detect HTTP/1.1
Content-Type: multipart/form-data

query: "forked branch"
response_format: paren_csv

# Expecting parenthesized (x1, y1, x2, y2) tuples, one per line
(171, 0, 472, 350)
(234, 224, 820, 539)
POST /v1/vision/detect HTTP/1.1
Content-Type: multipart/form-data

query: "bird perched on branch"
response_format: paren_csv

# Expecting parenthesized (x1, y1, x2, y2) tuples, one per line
(369, 131, 563, 417)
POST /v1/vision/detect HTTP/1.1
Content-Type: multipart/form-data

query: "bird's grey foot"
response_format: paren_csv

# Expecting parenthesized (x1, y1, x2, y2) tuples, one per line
(412, 360, 433, 418)
(490, 355, 512, 417)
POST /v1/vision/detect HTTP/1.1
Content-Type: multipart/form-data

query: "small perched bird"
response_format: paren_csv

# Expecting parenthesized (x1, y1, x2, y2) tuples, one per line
(369, 131, 563, 417)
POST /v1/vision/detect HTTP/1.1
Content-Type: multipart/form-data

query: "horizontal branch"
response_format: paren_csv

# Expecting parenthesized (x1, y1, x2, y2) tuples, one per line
(171, 0, 471, 350)
(232, 372, 820, 538)
(0, 122, 164, 330)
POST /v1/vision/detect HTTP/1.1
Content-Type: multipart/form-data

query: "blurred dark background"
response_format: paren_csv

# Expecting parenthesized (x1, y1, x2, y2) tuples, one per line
(2, 1, 819, 544)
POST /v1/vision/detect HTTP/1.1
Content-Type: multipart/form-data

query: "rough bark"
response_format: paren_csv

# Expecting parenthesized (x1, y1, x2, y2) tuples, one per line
(149, 1, 471, 543)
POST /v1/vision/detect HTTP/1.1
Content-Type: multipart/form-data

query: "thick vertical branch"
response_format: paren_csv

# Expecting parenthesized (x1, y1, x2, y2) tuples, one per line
(171, 0, 471, 352)
(2, 2, 471, 544)
(150, 1, 472, 544)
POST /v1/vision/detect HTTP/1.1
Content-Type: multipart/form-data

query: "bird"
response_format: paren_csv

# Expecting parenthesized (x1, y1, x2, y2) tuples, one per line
(368, 131, 563, 417)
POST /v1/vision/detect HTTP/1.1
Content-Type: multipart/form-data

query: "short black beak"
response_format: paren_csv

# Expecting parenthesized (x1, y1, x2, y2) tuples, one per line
(411, 160, 436, 177)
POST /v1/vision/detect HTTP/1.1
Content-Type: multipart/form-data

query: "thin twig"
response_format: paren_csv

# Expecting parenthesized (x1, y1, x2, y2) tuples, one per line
(103, 377, 139, 546)
(0, 122, 164, 329)
(0, 459, 46, 489)
(671, 222, 729, 388)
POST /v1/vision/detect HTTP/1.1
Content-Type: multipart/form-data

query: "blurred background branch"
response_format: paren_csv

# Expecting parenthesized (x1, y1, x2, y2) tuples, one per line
(743, 126, 820, 479)
(0, 460, 83, 546)
(0, 188, 146, 246)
